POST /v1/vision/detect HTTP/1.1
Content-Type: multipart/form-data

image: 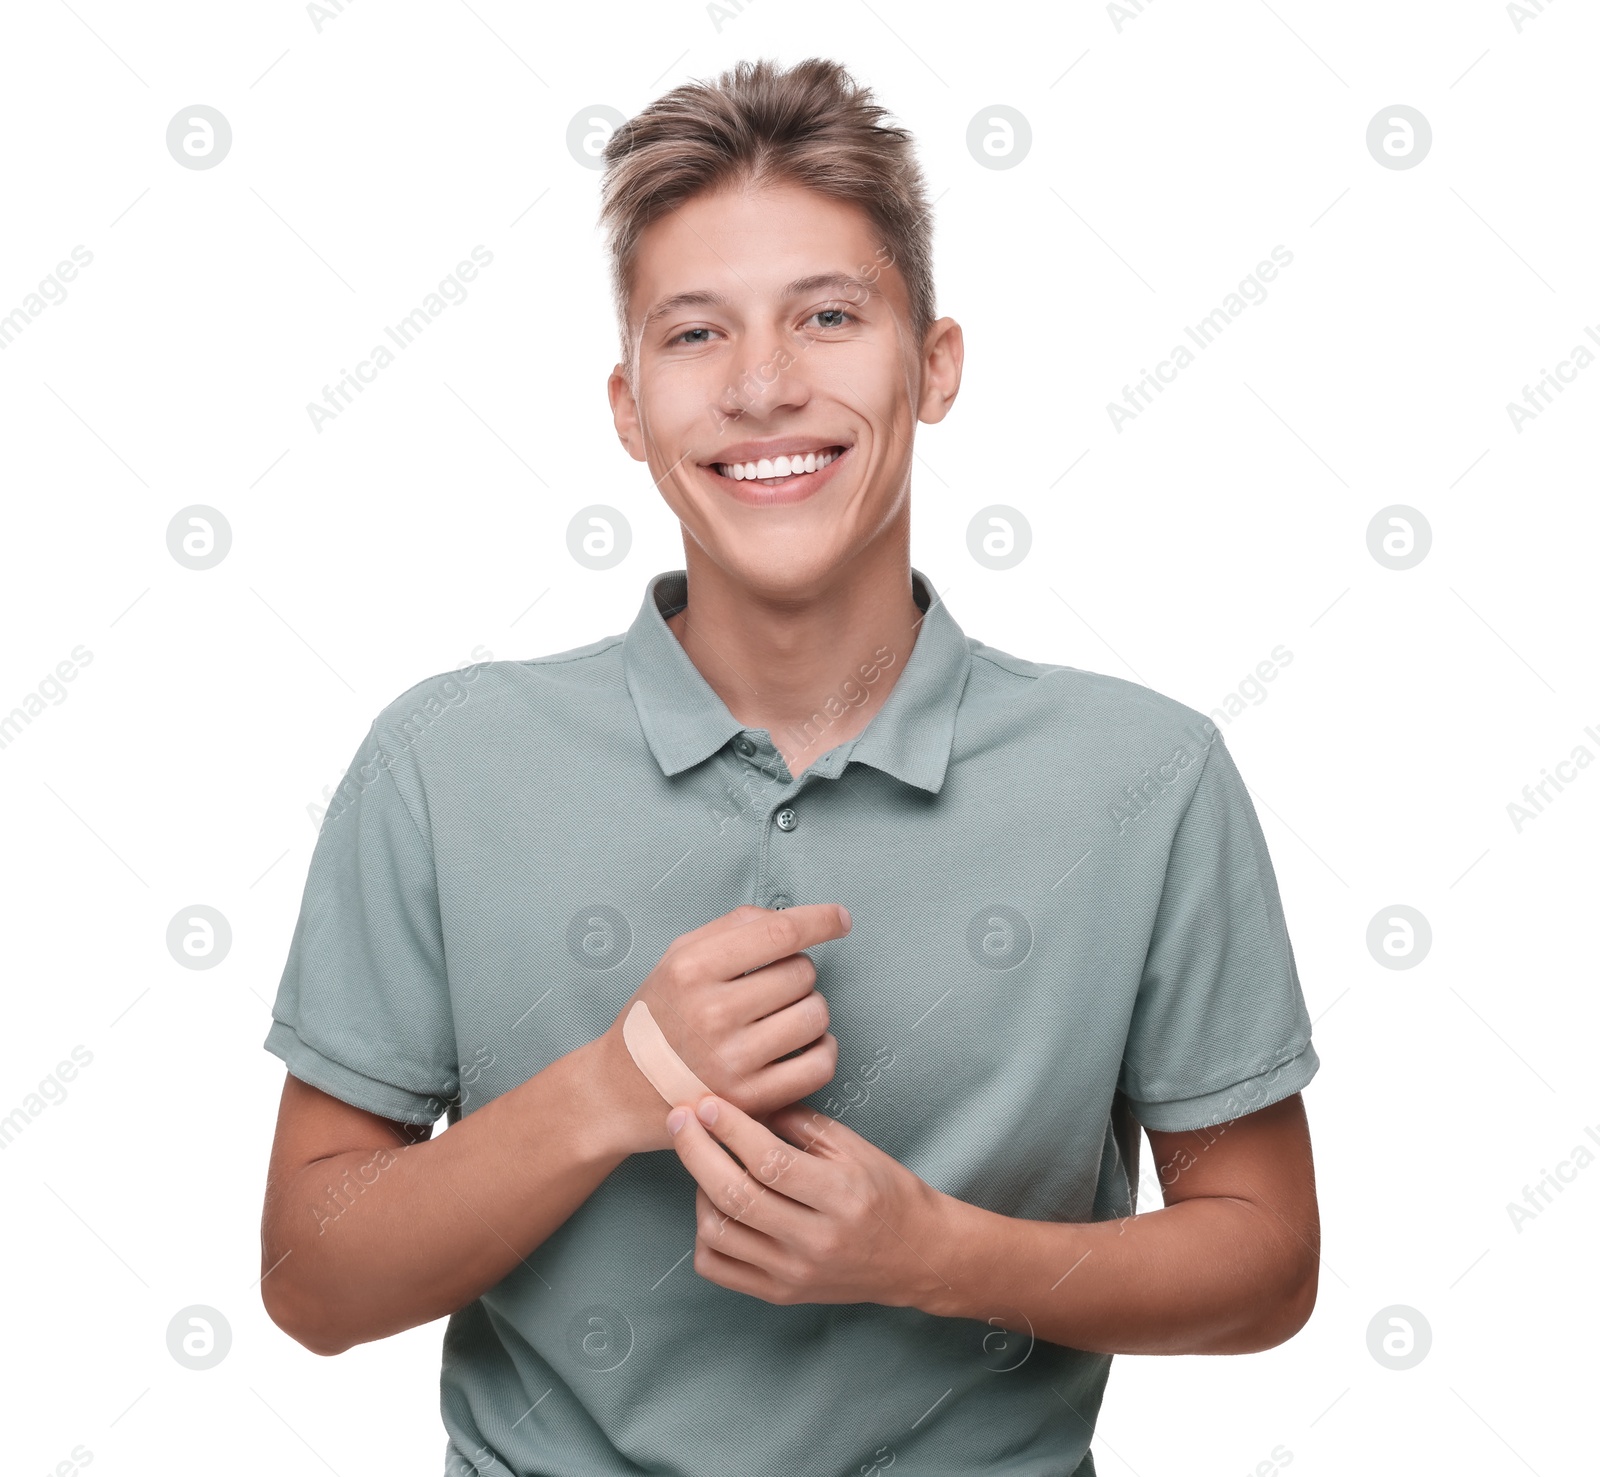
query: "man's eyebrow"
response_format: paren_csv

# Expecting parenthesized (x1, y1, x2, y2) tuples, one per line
(642, 272, 882, 329)
(782, 272, 883, 304)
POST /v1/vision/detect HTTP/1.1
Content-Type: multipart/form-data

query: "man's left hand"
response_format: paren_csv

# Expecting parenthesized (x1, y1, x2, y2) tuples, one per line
(666, 1093, 953, 1309)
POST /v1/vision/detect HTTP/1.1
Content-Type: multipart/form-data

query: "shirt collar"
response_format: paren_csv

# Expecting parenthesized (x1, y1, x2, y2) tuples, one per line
(621, 566, 972, 794)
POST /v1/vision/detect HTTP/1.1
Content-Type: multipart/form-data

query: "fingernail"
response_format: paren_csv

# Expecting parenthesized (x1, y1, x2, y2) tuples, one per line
(666, 1107, 688, 1134)
(696, 1096, 719, 1126)
(837, 905, 851, 929)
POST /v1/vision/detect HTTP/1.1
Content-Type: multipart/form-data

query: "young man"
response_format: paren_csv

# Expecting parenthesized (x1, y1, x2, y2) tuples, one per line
(261, 57, 1320, 1477)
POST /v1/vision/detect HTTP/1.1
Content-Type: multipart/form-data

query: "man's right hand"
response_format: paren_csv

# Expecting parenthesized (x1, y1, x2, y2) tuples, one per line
(595, 903, 849, 1155)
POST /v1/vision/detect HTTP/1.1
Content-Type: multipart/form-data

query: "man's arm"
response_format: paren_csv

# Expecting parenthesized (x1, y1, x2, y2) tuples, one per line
(260, 903, 848, 1357)
(918, 1092, 1320, 1355)
(260, 1034, 638, 1357)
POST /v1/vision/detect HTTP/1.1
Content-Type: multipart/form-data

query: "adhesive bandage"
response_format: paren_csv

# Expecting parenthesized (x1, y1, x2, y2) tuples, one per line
(622, 999, 711, 1108)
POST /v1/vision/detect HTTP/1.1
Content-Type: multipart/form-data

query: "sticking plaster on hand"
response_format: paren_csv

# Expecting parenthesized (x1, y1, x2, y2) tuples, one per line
(623, 999, 712, 1109)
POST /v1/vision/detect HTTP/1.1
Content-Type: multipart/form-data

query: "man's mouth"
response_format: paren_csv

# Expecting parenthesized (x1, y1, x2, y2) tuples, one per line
(710, 445, 848, 488)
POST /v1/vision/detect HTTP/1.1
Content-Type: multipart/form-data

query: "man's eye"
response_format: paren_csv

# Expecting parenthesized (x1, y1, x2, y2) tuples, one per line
(670, 309, 854, 346)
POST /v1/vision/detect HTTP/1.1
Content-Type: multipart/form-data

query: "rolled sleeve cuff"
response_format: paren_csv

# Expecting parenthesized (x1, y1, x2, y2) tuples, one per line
(264, 1018, 450, 1125)
(1127, 1039, 1319, 1133)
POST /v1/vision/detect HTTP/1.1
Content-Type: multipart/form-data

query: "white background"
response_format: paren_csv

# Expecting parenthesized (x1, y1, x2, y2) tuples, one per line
(2, 1, 1595, 1472)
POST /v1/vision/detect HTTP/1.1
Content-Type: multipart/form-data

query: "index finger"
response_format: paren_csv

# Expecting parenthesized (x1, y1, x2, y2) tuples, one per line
(661, 903, 772, 959)
(696, 903, 852, 983)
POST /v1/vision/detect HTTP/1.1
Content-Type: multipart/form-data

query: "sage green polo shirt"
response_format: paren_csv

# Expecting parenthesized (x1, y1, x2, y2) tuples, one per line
(265, 566, 1318, 1477)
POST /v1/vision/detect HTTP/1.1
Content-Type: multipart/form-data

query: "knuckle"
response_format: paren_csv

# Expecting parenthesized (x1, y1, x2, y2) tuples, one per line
(761, 1145, 797, 1183)
(698, 996, 729, 1038)
(766, 911, 802, 955)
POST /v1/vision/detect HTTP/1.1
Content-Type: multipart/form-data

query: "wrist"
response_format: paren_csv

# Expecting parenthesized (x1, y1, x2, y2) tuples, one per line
(573, 1025, 658, 1161)
(906, 1185, 972, 1320)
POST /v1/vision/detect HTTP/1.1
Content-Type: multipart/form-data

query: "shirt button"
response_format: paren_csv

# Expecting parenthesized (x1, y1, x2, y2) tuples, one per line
(774, 807, 798, 831)
(769, 893, 794, 910)
(734, 736, 756, 757)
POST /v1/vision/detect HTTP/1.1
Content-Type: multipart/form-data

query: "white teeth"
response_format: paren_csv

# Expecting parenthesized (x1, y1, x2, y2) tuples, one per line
(714, 448, 841, 482)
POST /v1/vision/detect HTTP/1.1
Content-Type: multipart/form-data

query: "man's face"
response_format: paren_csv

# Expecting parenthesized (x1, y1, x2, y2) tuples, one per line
(609, 180, 960, 595)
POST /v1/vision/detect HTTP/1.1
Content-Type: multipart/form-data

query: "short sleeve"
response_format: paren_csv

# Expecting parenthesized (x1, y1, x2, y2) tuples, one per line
(263, 721, 460, 1125)
(1119, 734, 1319, 1133)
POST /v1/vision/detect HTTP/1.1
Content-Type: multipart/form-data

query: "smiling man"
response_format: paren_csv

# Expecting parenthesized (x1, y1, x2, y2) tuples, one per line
(260, 57, 1321, 1477)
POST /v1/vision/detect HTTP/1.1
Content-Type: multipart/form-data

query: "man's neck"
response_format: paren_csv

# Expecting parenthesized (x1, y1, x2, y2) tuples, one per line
(663, 546, 924, 780)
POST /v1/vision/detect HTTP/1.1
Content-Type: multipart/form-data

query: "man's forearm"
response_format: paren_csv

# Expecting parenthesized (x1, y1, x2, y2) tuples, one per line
(913, 1191, 1317, 1356)
(263, 1034, 630, 1356)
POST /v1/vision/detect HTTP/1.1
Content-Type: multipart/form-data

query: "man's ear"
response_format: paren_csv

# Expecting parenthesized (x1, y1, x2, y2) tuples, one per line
(916, 316, 964, 427)
(608, 362, 647, 462)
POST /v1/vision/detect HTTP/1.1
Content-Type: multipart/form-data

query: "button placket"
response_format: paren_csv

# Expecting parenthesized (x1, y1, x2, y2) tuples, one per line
(762, 777, 806, 911)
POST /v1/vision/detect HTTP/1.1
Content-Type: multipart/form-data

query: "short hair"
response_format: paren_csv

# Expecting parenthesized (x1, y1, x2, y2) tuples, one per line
(597, 56, 937, 385)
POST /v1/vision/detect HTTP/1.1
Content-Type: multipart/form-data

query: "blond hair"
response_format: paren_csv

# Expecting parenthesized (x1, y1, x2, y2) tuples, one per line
(598, 57, 936, 381)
